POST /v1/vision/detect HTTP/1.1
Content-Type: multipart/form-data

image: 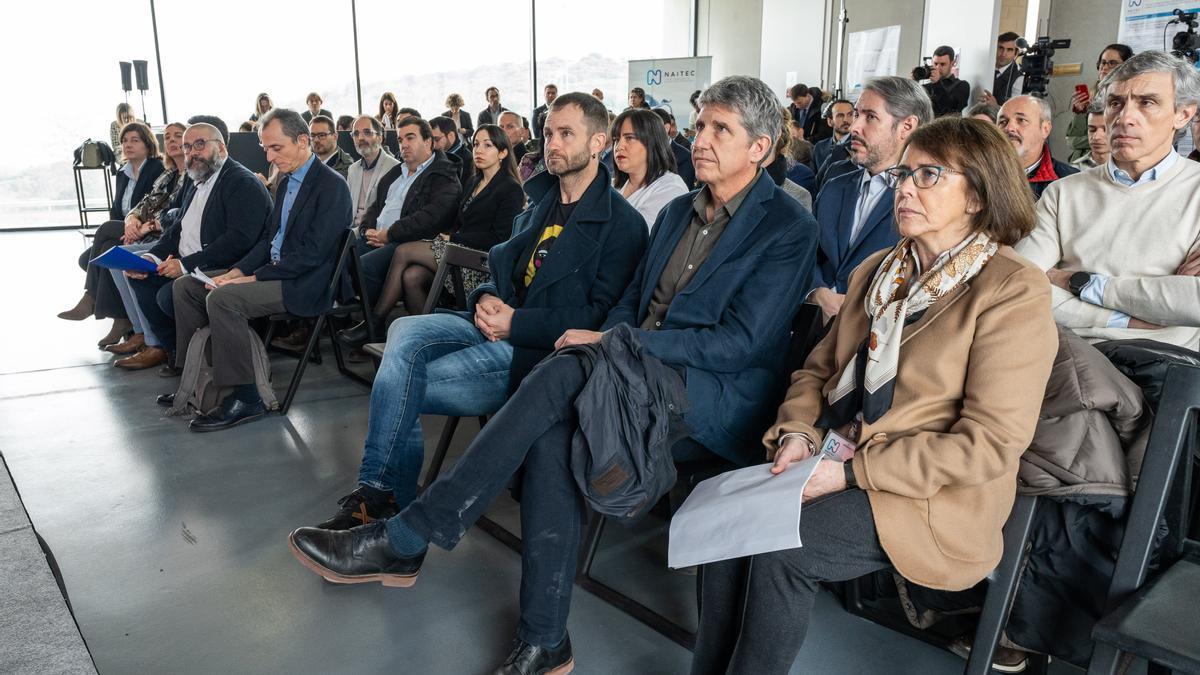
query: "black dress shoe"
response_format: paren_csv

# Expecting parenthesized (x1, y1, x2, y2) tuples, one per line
(316, 486, 398, 530)
(336, 321, 371, 348)
(156, 393, 175, 408)
(158, 364, 183, 377)
(287, 520, 424, 587)
(188, 397, 267, 432)
(494, 634, 574, 675)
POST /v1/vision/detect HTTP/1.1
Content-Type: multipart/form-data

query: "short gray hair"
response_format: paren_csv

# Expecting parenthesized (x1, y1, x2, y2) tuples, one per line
(1100, 49, 1200, 110)
(257, 108, 310, 142)
(861, 76, 934, 126)
(1086, 97, 1106, 116)
(1005, 94, 1053, 124)
(698, 75, 782, 145)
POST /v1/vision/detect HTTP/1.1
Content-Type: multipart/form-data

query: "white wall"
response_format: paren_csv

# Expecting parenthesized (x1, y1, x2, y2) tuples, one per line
(1042, 0, 1122, 158)
(760, 0, 828, 96)
(922, 0, 1003, 113)
(696, 0, 765, 81)
(823, 0, 927, 94)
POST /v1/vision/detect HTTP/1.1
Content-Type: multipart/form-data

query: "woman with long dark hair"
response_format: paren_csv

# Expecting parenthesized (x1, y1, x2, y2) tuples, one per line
(611, 108, 687, 227)
(364, 124, 525, 325)
(378, 92, 400, 130)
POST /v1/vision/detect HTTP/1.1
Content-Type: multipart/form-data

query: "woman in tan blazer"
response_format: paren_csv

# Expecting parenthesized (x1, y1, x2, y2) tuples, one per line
(691, 117, 1059, 674)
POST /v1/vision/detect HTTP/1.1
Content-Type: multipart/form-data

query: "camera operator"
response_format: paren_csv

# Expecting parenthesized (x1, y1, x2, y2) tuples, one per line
(1065, 44, 1135, 162)
(998, 95, 1078, 198)
(918, 46, 971, 117)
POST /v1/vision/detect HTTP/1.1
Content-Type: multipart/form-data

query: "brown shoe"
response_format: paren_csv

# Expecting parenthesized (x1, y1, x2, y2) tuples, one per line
(58, 292, 95, 321)
(105, 333, 146, 355)
(98, 319, 133, 348)
(271, 325, 311, 351)
(114, 346, 168, 370)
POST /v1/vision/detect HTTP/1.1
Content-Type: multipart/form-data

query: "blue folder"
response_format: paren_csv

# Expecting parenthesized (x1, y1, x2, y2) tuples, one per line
(89, 246, 159, 273)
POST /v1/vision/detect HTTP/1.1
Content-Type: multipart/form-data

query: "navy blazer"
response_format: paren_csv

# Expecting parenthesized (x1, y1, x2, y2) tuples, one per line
(601, 171, 818, 466)
(466, 163, 648, 390)
(149, 158, 271, 272)
(233, 155, 353, 317)
(111, 157, 165, 220)
(811, 167, 899, 294)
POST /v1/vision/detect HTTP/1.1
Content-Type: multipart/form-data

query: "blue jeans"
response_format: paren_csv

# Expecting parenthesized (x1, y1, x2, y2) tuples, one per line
(110, 243, 160, 346)
(358, 312, 512, 508)
(392, 352, 709, 648)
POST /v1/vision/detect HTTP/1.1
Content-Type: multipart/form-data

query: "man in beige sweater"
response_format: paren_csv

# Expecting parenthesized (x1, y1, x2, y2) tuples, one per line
(1016, 50, 1200, 350)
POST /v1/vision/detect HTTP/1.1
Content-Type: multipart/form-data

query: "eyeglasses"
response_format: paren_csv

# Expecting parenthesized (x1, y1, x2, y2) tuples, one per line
(351, 130, 378, 138)
(310, 132, 334, 140)
(1099, 59, 1123, 69)
(181, 138, 218, 154)
(883, 164, 964, 189)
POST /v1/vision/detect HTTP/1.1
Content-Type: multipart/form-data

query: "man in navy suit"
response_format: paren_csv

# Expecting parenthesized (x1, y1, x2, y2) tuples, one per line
(811, 98, 853, 173)
(167, 109, 352, 431)
(287, 77, 817, 675)
(809, 76, 932, 322)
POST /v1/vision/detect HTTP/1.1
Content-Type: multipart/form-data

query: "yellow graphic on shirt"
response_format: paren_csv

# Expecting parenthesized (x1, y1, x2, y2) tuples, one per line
(524, 224, 564, 287)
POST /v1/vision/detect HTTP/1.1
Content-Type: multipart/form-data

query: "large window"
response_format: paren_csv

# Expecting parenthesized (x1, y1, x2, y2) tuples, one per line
(533, 0, 692, 110)
(358, 0, 533, 124)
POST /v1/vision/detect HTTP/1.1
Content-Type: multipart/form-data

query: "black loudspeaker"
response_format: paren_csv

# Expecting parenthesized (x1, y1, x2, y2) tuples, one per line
(120, 62, 133, 92)
(133, 60, 149, 91)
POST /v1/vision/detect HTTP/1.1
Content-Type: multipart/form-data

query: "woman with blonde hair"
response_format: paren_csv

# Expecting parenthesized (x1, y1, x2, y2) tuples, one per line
(249, 92, 273, 128)
(441, 93, 473, 139)
(110, 103, 136, 163)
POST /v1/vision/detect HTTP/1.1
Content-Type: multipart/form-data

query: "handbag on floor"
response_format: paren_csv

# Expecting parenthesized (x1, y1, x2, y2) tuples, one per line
(165, 326, 279, 416)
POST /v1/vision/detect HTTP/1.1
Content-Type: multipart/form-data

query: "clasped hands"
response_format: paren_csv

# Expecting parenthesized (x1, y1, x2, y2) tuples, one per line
(770, 434, 847, 502)
(204, 268, 256, 290)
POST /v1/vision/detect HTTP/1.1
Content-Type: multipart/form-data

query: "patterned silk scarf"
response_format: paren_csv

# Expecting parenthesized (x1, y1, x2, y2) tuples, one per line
(819, 232, 999, 428)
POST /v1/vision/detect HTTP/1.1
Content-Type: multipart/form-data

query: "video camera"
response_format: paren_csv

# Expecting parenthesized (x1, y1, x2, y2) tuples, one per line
(1170, 8, 1200, 63)
(1018, 36, 1072, 97)
(911, 57, 934, 81)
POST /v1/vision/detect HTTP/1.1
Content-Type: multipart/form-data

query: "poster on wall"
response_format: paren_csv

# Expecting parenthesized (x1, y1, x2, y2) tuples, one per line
(1118, 0, 1200, 153)
(845, 25, 902, 101)
(627, 57, 713, 128)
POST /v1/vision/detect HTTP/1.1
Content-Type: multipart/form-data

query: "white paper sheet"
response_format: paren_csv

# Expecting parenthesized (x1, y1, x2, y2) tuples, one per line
(190, 268, 217, 287)
(667, 456, 823, 569)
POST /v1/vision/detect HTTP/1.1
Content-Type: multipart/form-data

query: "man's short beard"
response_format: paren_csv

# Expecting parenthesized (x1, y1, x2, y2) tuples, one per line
(357, 140, 382, 157)
(547, 146, 591, 177)
(187, 153, 225, 182)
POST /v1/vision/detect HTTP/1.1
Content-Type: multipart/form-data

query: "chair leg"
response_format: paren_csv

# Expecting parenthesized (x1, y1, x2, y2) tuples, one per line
(964, 495, 1039, 675)
(280, 315, 324, 415)
(576, 511, 608, 579)
(421, 416, 460, 487)
(264, 320, 279, 347)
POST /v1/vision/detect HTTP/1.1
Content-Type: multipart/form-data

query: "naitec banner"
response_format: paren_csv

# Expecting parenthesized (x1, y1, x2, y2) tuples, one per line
(628, 57, 713, 126)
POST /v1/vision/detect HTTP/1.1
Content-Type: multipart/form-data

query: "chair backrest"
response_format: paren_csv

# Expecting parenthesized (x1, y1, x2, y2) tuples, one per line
(420, 243, 490, 314)
(786, 303, 827, 373)
(326, 228, 358, 307)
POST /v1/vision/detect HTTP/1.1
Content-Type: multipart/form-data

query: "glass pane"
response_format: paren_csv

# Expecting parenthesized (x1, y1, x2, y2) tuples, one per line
(0, 6, 160, 229)
(533, 0, 691, 112)
(357, 0, 533, 125)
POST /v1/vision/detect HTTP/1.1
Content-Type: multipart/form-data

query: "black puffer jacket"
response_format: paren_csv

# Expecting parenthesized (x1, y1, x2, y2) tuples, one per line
(359, 150, 462, 243)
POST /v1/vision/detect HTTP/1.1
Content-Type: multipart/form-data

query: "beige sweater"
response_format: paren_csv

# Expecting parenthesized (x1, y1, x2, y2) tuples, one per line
(1016, 159, 1200, 349)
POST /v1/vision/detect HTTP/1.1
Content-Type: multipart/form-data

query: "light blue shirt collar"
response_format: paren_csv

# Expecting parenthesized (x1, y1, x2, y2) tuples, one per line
(120, 160, 139, 180)
(288, 151, 318, 186)
(401, 152, 436, 179)
(1107, 150, 1179, 187)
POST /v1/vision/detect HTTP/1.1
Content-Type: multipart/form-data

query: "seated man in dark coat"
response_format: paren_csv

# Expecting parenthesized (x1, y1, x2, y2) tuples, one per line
(286, 76, 818, 675)
(165, 109, 352, 431)
(123, 123, 270, 373)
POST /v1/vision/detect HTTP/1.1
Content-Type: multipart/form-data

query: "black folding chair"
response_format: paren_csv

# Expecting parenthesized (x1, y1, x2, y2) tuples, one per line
(1087, 363, 1200, 675)
(574, 304, 827, 650)
(262, 228, 375, 414)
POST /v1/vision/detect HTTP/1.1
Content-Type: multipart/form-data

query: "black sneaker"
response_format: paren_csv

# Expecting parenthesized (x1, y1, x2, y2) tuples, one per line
(316, 486, 397, 530)
(948, 634, 1029, 673)
(494, 634, 574, 675)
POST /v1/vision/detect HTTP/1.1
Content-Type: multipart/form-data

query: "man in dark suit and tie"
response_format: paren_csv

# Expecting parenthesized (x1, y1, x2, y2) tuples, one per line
(122, 123, 270, 373)
(167, 108, 352, 431)
(809, 76, 932, 322)
(811, 98, 853, 173)
(531, 83, 557, 139)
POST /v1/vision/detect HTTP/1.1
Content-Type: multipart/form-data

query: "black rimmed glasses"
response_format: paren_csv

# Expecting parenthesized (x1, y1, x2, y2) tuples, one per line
(882, 164, 964, 189)
(182, 138, 219, 154)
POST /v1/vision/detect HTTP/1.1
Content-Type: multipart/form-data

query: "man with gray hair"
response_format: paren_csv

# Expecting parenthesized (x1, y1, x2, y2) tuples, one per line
(345, 114, 399, 228)
(1017, 50, 1200, 350)
(166, 108, 352, 431)
(286, 79, 818, 675)
(809, 76, 933, 321)
(998, 94, 1078, 198)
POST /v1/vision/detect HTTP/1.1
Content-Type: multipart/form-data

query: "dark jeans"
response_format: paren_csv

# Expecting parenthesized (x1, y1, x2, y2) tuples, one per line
(393, 352, 709, 648)
(79, 220, 130, 320)
(130, 273, 177, 357)
(690, 488, 891, 675)
(356, 238, 398, 308)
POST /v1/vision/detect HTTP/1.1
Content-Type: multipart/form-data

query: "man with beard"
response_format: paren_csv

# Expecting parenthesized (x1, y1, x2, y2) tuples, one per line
(294, 92, 646, 564)
(811, 98, 853, 173)
(429, 115, 475, 186)
(808, 76, 932, 322)
(165, 108, 352, 431)
(998, 94, 1078, 199)
(346, 115, 400, 229)
(308, 115, 354, 178)
(124, 123, 270, 373)
(287, 78, 817, 675)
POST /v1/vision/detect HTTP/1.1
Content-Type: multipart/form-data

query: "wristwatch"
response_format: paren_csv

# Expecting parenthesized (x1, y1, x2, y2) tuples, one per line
(1068, 271, 1092, 297)
(843, 460, 858, 489)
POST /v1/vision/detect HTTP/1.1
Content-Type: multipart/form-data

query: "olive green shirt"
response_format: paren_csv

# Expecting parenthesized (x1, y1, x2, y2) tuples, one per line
(641, 171, 759, 330)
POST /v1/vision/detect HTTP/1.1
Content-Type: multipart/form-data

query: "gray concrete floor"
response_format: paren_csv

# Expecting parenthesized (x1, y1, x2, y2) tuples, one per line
(0, 230, 1089, 674)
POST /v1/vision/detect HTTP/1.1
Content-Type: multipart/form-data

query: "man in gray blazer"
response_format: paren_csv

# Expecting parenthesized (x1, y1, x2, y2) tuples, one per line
(346, 115, 400, 229)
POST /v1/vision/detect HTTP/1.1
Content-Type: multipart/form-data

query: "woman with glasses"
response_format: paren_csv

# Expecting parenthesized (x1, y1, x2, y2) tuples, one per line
(1066, 43, 1134, 162)
(690, 117, 1058, 674)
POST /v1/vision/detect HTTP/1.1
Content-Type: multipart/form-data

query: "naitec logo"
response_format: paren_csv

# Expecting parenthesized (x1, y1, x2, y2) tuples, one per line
(646, 68, 697, 86)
